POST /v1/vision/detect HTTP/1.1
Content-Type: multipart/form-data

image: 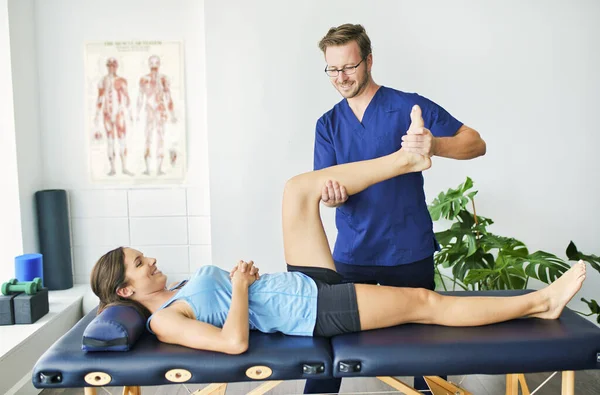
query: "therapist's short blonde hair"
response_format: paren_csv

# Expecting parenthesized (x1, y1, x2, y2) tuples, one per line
(318, 23, 372, 60)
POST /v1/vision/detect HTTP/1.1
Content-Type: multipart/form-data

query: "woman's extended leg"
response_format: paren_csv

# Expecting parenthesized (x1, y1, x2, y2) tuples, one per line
(281, 149, 430, 270)
(356, 261, 586, 330)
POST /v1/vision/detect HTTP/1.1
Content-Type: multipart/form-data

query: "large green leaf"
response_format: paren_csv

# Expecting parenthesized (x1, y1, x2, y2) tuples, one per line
(452, 259, 469, 282)
(450, 250, 493, 289)
(435, 228, 464, 246)
(481, 253, 495, 268)
(461, 177, 474, 192)
(473, 216, 494, 230)
(481, 234, 528, 257)
(492, 255, 527, 290)
(451, 252, 482, 283)
(496, 253, 524, 271)
(464, 268, 497, 287)
(504, 267, 527, 289)
(523, 251, 570, 284)
(428, 177, 476, 221)
(464, 267, 526, 290)
(457, 210, 476, 229)
(465, 234, 478, 257)
(439, 251, 464, 269)
(565, 241, 600, 274)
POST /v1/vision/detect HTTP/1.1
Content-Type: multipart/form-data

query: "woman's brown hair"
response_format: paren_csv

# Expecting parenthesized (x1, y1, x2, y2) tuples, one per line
(90, 246, 151, 319)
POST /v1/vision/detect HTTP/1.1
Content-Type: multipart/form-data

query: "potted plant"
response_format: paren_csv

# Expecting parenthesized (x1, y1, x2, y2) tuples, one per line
(428, 177, 599, 324)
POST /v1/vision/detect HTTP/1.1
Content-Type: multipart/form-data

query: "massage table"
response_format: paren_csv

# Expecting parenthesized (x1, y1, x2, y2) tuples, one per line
(32, 290, 600, 394)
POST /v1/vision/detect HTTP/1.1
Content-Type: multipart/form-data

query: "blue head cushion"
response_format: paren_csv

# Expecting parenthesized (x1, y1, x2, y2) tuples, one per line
(82, 304, 145, 352)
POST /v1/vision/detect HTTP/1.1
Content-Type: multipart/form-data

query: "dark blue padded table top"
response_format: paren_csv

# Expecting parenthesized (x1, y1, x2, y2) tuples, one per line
(33, 290, 600, 389)
(32, 308, 333, 388)
(332, 290, 600, 377)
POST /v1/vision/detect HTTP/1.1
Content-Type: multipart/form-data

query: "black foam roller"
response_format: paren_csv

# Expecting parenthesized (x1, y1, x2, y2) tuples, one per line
(35, 189, 73, 290)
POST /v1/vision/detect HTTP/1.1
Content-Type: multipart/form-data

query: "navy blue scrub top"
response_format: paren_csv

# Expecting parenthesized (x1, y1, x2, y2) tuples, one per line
(314, 86, 463, 266)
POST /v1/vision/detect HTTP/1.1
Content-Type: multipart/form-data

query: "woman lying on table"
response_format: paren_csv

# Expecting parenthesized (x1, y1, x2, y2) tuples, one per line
(90, 124, 586, 355)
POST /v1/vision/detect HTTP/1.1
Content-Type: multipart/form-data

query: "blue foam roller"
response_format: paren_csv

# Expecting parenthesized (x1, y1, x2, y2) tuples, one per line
(15, 253, 44, 284)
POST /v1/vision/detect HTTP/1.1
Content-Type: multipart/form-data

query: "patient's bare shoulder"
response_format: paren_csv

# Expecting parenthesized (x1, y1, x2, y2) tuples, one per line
(150, 303, 191, 341)
(161, 300, 195, 319)
(149, 303, 240, 354)
(169, 299, 196, 319)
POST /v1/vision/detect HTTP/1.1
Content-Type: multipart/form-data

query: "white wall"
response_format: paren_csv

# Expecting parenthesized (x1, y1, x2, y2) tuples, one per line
(5, 0, 599, 316)
(8, 0, 43, 255)
(12, 0, 213, 283)
(0, 0, 23, 282)
(205, 0, 600, 313)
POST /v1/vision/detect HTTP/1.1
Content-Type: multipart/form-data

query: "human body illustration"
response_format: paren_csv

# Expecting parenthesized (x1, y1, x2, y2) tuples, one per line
(94, 57, 134, 176)
(136, 55, 177, 176)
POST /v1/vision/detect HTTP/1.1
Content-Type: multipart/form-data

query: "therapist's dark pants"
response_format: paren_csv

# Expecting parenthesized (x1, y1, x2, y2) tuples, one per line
(303, 255, 445, 394)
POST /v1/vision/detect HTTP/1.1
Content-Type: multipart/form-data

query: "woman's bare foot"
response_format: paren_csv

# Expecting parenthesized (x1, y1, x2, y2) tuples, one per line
(532, 260, 586, 319)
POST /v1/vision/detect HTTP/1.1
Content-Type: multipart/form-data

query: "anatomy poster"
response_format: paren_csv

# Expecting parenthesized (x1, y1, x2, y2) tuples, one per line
(84, 41, 186, 183)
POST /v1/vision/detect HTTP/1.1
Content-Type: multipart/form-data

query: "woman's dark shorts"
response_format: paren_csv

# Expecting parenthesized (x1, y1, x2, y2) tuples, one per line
(287, 264, 361, 337)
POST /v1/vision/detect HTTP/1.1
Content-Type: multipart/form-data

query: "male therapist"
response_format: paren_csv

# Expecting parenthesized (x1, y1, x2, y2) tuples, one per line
(306, 23, 486, 394)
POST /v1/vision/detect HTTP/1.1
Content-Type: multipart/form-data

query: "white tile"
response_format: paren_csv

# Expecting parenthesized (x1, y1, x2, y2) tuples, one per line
(72, 245, 112, 278)
(69, 189, 128, 218)
(129, 245, 189, 274)
(188, 216, 211, 245)
(189, 245, 213, 271)
(128, 188, 187, 217)
(130, 217, 188, 245)
(186, 187, 211, 216)
(71, 218, 130, 246)
(74, 275, 90, 285)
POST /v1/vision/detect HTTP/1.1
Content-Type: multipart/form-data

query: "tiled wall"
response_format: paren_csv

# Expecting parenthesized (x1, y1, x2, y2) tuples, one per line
(69, 186, 212, 285)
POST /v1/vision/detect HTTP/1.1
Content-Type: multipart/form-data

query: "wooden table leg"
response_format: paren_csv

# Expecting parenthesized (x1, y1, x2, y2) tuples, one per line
(424, 376, 472, 395)
(517, 374, 531, 395)
(377, 376, 422, 395)
(506, 374, 519, 395)
(123, 386, 142, 395)
(562, 371, 575, 395)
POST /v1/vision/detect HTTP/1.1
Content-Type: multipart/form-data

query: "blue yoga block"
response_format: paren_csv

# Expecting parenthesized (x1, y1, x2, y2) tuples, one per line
(15, 253, 44, 284)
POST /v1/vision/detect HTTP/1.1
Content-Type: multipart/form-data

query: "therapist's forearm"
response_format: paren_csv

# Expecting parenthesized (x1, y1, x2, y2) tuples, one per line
(434, 128, 486, 159)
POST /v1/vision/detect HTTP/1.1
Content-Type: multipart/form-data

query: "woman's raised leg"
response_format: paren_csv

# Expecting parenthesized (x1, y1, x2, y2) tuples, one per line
(282, 149, 430, 270)
(356, 261, 586, 330)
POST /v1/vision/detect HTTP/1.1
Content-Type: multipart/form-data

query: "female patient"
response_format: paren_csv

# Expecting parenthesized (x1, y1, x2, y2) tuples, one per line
(90, 115, 586, 355)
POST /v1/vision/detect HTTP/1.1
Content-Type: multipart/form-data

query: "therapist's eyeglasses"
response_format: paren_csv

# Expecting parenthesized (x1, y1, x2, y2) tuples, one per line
(324, 57, 366, 77)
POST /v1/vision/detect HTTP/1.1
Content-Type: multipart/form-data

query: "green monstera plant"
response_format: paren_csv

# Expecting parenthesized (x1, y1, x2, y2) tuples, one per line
(428, 177, 599, 324)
